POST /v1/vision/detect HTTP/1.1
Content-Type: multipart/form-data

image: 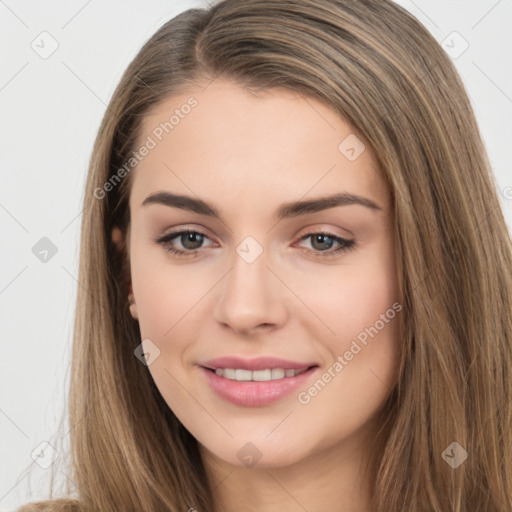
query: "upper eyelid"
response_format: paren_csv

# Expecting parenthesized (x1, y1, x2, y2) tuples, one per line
(158, 228, 215, 243)
(158, 227, 351, 240)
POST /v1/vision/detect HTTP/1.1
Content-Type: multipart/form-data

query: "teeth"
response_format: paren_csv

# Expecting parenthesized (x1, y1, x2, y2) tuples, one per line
(235, 369, 252, 381)
(253, 369, 271, 381)
(271, 368, 285, 379)
(214, 367, 308, 381)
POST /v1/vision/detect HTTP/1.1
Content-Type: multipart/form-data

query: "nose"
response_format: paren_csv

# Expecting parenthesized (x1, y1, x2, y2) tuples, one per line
(213, 245, 288, 336)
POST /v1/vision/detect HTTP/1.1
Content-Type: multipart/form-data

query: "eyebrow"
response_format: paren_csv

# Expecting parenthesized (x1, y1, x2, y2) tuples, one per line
(141, 191, 382, 219)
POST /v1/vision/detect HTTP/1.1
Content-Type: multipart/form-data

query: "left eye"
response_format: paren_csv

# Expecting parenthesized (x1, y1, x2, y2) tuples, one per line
(156, 230, 356, 259)
(296, 232, 356, 257)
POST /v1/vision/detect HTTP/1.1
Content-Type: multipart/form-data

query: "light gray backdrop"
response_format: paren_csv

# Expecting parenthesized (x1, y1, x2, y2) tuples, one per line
(1, 0, 511, 510)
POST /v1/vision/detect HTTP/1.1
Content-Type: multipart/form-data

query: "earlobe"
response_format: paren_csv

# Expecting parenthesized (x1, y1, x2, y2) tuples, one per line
(128, 292, 138, 320)
(111, 226, 123, 249)
(111, 226, 137, 320)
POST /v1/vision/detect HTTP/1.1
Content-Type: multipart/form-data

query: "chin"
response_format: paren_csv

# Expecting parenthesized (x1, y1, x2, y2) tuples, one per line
(201, 435, 312, 470)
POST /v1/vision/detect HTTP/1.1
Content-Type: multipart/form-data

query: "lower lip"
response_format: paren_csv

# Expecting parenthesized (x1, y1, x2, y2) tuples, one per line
(200, 366, 318, 407)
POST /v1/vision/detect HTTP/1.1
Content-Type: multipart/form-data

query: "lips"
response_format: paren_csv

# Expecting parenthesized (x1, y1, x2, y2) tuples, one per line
(198, 355, 319, 407)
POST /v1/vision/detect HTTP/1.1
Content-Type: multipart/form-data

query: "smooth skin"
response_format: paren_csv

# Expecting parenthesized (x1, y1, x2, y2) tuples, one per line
(113, 79, 401, 512)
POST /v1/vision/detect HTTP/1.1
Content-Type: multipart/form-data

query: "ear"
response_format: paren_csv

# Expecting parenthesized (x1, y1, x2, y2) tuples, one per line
(111, 226, 138, 320)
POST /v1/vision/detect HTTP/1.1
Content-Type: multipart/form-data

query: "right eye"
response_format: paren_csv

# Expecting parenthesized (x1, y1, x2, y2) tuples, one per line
(156, 229, 215, 258)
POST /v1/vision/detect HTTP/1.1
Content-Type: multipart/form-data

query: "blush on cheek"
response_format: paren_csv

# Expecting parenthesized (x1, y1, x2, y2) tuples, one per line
(331, 287, 399, 357)
(137, 287, 210, 358)
(335, 287, 390, 334)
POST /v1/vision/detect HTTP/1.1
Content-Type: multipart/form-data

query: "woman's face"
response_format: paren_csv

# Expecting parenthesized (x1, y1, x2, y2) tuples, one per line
(123, 79, 401, 469)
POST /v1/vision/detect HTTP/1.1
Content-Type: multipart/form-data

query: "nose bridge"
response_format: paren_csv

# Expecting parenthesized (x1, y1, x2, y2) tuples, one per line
(214, 234, 286, 333)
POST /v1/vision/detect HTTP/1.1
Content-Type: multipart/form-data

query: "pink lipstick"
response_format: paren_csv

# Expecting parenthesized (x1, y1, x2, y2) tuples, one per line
(199, 356, 319, 407)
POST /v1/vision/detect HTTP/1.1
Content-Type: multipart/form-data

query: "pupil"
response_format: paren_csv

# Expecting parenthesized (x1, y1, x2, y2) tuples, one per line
(312, 234, 333, 251)
(182, 233, 203, 250)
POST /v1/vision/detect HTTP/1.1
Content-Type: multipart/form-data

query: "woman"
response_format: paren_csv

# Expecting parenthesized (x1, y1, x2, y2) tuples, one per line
(18, 0, 512, 510)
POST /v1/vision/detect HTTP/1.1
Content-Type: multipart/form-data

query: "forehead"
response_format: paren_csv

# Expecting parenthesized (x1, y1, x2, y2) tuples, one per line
(129, 79, 389, 215)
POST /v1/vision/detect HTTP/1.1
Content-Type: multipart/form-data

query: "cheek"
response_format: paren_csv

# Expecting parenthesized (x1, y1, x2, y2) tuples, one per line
(293, 243, 401, 391)
(129, 241, 206, 344)
(290, 267, 400, 448)
(294, 254, 399, 349)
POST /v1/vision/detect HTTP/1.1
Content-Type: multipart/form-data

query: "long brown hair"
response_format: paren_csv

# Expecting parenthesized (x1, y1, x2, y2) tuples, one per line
(16, 0, 512, 510)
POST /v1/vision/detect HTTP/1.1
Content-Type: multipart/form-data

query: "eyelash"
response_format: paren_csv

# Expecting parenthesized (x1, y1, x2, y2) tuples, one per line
(155, 229, 356, 259)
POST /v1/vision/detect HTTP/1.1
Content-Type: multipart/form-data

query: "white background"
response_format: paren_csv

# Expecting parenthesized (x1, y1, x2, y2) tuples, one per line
(1, 0, 511, 510)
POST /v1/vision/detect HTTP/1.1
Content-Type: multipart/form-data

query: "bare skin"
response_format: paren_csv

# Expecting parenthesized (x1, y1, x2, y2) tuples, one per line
(113, 78, 401, 512)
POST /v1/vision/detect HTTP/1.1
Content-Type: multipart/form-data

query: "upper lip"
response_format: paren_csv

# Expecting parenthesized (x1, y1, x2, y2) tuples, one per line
(200, 356, 318, 371)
